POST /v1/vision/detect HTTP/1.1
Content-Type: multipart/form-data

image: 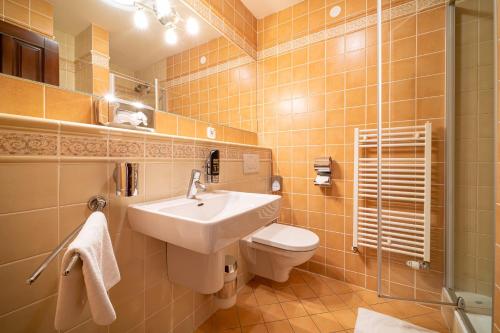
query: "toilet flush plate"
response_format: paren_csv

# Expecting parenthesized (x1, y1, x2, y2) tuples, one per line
(243, 153, 260, 174)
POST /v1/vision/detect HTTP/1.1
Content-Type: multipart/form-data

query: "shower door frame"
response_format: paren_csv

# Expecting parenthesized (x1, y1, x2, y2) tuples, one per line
(443, 1, 498, 331)
(373, 0, 464, 311)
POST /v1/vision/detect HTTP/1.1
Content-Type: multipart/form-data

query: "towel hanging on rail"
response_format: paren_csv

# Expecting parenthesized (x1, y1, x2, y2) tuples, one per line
(55, 211, 120, 330)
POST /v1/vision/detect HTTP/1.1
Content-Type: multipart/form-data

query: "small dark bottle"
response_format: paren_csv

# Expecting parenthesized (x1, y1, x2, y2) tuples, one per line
(206, 149, 220, 183)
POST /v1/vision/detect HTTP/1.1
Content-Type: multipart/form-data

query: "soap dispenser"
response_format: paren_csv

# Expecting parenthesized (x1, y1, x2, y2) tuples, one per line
(206, 149, 220, 183)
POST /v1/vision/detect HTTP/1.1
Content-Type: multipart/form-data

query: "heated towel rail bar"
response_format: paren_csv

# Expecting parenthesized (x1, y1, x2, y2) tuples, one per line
(352, 123, 432, 263)
(26, 196, 107, 285)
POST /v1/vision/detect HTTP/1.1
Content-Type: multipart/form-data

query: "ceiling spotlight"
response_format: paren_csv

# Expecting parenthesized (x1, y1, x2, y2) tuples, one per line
(155, 0, 172, 17)
(164, 27, 178, 45)
(134, 8, 148, 30)
(186, 17, 199, 35)
(329, 5, 342, 18)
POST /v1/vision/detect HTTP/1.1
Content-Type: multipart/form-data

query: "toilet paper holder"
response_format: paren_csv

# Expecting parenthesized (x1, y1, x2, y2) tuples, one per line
(313, 157, 333, 187)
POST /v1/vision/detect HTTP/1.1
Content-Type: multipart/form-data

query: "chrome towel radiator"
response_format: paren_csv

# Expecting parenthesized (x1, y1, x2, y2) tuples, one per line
(352, 123, 432, 263)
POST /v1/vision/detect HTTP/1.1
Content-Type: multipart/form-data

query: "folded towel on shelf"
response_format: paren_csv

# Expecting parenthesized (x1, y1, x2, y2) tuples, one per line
(54, 211, 120, 330)
(313, 157, 332, 168)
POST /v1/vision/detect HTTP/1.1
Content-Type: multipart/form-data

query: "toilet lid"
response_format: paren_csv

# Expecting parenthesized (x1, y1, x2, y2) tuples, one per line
(251, 223, 320, 252)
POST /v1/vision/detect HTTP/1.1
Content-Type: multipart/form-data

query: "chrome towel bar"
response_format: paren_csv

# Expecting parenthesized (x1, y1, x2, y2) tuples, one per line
(26, 196, 107, 285)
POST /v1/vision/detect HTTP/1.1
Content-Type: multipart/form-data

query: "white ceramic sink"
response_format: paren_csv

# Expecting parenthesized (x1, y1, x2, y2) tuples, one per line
(128, 191, 281, 254)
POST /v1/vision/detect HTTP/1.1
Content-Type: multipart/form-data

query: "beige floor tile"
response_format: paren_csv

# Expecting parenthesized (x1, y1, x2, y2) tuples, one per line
(255, 289, 279, 306)
(330, 309, 357, 329)
(324, 279, 353, 294)
(212, 308, 241, 330)
(301, 298, 329, 315)
(265, 319, 294, 333)
(221, 328, 242, 333)
(259, 303, 287, 322)
(240, 285, 254, 294)
(355, 290, 387, 305)
(338, 292, 369, 308)
(280, 301, 308, 318)
(288, 270, 307, 284)
(391, 300, 436, 318)
(238, 306, 264, 326)
(306, 280, 335, 296)
(310, 312, 344, 333)
(291, 284, 317, 299)
(288, 316, 320, 333)
(203, 275, 450, 333)
(237, 293, 259, 307)
(194, 320, 213, 333)
(319, 294, 349, 311)
(274, 286, 298, 302)
(406, 314, 449, 333)
(241, 324, 268, 333)
(370, 302, 405, 319)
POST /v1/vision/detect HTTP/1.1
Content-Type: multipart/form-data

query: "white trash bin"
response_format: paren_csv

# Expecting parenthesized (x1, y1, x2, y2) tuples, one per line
(215, 255, 237, 309)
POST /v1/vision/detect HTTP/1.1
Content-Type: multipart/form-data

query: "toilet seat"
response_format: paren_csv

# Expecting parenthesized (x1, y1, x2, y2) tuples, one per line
(251, 223, 319, 252)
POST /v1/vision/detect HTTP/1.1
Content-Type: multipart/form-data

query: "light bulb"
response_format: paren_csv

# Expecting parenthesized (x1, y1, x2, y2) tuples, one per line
(155, 0, 171, 17)
(164, 28, 178, 45)
(186, 17, 199, 35)
(134, 9, 148, 30)
(105, 93, 116, 102)
(329, 5, 341, 18)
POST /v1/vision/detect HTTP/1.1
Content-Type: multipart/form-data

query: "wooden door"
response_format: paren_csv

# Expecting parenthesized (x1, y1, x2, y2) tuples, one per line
(0, 20, 59, 85)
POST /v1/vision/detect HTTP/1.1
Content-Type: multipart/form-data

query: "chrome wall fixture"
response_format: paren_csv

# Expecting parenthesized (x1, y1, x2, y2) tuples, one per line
(114, 162, 139, 197)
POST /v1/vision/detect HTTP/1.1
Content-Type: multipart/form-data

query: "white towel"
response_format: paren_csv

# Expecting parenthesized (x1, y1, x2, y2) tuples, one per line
(355, 308, 436, 333)
(55, 211, 120, 330)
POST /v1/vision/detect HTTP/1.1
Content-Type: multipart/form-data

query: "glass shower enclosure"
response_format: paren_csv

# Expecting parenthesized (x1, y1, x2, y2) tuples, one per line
(368, 0, 496, 332)
(446, 0, 496, 331)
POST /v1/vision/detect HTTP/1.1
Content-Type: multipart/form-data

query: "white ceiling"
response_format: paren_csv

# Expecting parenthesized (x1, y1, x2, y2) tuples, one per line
(241, 0, 303, 19)
(49, 0, 221, 72)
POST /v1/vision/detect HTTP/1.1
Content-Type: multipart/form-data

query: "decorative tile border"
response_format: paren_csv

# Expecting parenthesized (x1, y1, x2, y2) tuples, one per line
(0, 114, 270, 161)
(61, 135, 107, 157)
(257, 0, 443, 60)
(109, 138, 145, 158)
(165, 55, 254, 88)
(0, 131, 58, 156)
(146, 140, 173, 159)
(180, 0, 257, 59)
(173, 139, 196, 159)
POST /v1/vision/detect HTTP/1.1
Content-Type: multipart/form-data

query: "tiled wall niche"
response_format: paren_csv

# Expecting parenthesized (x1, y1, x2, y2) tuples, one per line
(0, 114, 272, 333)
(257, 0, 447, 301)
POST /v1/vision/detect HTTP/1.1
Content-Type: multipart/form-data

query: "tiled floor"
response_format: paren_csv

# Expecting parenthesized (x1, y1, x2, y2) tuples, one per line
(196, 270, 449, 333)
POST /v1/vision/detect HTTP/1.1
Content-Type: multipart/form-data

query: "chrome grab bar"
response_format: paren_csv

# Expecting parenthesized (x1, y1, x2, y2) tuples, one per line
(26, 196, 107, 285)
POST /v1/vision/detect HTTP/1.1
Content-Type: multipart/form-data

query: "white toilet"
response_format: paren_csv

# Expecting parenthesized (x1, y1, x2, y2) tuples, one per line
(240, 223, 319, 282)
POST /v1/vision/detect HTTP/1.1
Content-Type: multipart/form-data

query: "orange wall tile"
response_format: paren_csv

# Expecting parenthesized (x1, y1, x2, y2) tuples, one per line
(0, 114, 271, 332)
(1, 0, 54, 37)
(165, 37, 258, 132)
(45, 86, 92, 123)
(257, 0, 447, 299)
(0, 75, 44, 117)
(199, 0, 257, 50)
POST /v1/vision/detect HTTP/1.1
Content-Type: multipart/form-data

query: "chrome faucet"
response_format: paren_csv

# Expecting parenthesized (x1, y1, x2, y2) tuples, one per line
(186, 169, 207, 199)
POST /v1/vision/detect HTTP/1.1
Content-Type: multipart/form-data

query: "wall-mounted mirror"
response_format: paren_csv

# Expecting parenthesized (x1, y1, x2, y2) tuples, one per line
(0, 0, 257, 133)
